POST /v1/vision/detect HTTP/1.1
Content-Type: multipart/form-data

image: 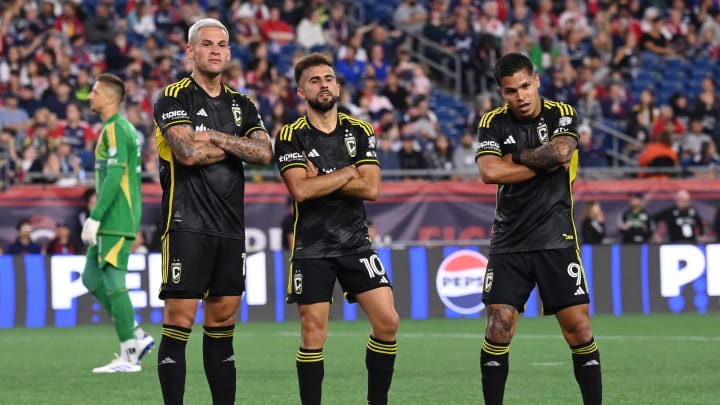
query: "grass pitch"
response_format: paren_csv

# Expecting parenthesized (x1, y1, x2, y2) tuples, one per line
(1, 313, 719, 404)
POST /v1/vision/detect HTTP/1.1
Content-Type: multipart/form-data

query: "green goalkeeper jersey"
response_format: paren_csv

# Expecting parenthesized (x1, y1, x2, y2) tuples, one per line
(90, 112, 142, 238)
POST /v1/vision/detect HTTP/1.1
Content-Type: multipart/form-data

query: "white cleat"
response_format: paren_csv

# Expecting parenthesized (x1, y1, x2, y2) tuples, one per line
(136, 333, 155, 364)
(92, 354, 142, 373)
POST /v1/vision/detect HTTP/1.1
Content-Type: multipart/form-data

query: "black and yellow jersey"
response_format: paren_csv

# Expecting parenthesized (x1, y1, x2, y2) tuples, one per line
(475, 99, 580, 253)
(154, 76, 266, 239)
(274, 113, 379, 259)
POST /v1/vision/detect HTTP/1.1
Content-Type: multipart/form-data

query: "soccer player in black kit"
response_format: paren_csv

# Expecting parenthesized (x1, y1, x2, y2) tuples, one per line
(153, 18, 273, 405)
(274, 53, 399, 405)
(475, 53, 602, 405)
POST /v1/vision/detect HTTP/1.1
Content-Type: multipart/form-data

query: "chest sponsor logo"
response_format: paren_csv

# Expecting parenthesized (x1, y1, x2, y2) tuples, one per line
(435, 250, 488, 315)
(278, 152, 303, 162)
(161, 110, 188, 121)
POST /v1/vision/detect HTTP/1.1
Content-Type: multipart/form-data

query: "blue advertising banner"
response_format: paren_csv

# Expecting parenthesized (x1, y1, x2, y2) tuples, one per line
(1, 244, 719, 329)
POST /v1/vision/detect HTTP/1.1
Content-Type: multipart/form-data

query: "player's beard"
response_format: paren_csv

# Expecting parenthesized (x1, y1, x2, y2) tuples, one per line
(307, 94, 338, 112)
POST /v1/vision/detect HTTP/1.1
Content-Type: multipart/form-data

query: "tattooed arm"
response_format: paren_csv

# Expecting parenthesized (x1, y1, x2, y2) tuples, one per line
(166, 124, 226, 166)
(208, 129, 273, 166)
(513, 135, 577, 169)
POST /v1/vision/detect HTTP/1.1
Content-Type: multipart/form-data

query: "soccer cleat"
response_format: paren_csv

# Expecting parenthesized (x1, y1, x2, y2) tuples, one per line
(92, 354, 142, 373)
(136, 333, 155, 364)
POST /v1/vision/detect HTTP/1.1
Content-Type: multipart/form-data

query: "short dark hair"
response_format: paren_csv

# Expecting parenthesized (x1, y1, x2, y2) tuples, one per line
(493, 52, 535, 86)
(293, 52, 334, 86)
(95, 73, 126, 102)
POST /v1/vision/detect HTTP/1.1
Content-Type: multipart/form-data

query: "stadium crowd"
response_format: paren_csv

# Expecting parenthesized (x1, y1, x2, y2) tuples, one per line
(1, 0, 720, 186)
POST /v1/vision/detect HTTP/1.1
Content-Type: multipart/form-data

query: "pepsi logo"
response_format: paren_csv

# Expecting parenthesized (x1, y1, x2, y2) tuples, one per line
(435, 250, 488, 315)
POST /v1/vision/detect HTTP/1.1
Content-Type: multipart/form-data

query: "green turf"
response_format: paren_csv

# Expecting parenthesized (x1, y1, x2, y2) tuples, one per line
(1, 313, 719, 404)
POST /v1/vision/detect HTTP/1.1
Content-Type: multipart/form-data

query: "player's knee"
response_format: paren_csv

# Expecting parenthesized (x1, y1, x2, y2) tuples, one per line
(81, 269, 98, 291)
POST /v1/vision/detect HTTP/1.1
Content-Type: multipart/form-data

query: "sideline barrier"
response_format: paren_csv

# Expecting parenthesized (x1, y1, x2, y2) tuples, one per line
(1, 244, 718, 328)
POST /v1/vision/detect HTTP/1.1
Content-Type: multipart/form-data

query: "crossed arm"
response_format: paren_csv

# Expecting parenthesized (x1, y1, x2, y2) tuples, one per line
(166, 124, 273, 166)
(479, 135, 577, 185)
(280, 160, 380, 203)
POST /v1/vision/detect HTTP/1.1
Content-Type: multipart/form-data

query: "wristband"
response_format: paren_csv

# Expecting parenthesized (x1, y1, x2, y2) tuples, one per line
(512, 149, 523, 164)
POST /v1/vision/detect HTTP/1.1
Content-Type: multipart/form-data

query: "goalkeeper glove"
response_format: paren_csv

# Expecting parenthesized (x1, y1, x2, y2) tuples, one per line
(81, 218, 101, 246)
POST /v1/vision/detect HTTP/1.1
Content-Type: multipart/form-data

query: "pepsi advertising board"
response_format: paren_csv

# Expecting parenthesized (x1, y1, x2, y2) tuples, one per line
(1, 244, 720, 328)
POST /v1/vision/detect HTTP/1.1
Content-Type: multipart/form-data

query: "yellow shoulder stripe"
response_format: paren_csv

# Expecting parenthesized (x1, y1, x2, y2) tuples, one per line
(478, 105, 508, 129)
(164, 78, 192, 98)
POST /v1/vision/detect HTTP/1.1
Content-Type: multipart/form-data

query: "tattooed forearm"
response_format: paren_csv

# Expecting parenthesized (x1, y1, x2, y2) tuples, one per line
(519, 135, 577, 169)
(208, 129, 273, 165)
(166, 125, 226, 165)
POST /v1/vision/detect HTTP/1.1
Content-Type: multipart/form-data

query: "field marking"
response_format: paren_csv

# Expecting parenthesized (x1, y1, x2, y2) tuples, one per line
(530, 362, 565, 367)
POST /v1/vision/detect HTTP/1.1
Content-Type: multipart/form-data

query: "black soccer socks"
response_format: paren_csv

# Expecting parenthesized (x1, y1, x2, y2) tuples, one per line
(158, 324, 191, 405)
(571, 337, 602, 405)
(480, 337, 510, 405)
(296, 347, 324, 405)
(366, 335, 398, 405)
(203, 325, 236, 405)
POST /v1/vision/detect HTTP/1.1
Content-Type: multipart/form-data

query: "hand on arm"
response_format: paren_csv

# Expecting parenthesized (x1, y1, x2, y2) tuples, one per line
(478, 154, 537, 184)
(512, 135, 577, 171)
(208, 129, 273, 166)
(281, 162, 359, 203)
(338, 164, 381, 201)
(165, 124, 226, 166)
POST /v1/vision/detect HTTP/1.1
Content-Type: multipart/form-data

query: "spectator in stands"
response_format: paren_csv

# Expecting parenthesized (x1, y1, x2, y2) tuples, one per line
(443, 15, 474, 77)
(529, 35, 559, 75)
(650, 104, 685, 142)
(376, 126, 402, 180)
(627, 89, 660, 155)
(367, 44, 392, 84)
(0, 128, 19, 185)
(507, 0, 533, 31)
(653, 189, 706, 243)
(0, 93, 31, 143)
(689, 140, 720, 175)
(426, 133, 455, 180)
(397, 133, 428, 180)
(637, 129, 680, 178)
(610, 30, 640, 80)
(393, 0, 428, 37)
(261, 5, 295, 54)
(17, 84, 42, 118)
(680, 116, 714, 164)
(50, 103, 95, 152)
(577, 123, 607, 168)
(618, 193, 654, 244)
(231, 4, 263, 47)
(45, 137, 81, 182)
(601, 80, 633, 127)
(669, 92, 691, 130)
(6, 219, 42, 255)
(685, 26, 719, 61)
(44, 80, 75, 120)
(421, 9, 447, 72)
(23, 121, 55, 159)
(46, 222, 79, 255)
(19, 144, 48, 184)
(85, 1, 117, 44)
(452, 130, 477, 181)
(380, 70, 411, 114)
(322, 3, 352, 49)
(128, 1, 157, 39)
(543, 64, 576, 105)
(337, 30, 369, 62)
(334, 45, 366, 95)
(690, 77, 720, 139)
(473, 33, 502, 94)
(580, 200, 606, 244)
(576, 82, 604, 124)
(358, 75, 394, 122)
(295, 8, 327, 51)
(54, 1, 85, 39)
(641, 15, 675, 57)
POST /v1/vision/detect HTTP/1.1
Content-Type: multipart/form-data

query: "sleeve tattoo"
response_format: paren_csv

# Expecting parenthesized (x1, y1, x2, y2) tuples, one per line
(166, 124, 226, 165)
(519, 135, 577, 169)
(209, 129, 273, 165)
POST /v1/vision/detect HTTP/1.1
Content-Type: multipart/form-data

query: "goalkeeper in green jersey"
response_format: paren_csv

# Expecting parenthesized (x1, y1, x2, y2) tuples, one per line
(81, 73, 154, 373)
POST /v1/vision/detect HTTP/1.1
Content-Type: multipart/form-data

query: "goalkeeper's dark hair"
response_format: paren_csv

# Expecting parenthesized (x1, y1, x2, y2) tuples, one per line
(493, 53, 535, 86)
(294, 52, 334, 86)
(95, 73, 126, 103)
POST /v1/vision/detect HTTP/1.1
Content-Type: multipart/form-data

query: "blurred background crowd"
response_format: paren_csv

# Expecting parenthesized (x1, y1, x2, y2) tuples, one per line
(1, 0, 720, 187)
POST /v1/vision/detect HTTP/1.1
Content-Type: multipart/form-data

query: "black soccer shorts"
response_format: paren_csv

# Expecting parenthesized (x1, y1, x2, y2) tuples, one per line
(159, 231, 246, 299)
(287, 250, 392, 304)
(482, 248, 590, 315)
